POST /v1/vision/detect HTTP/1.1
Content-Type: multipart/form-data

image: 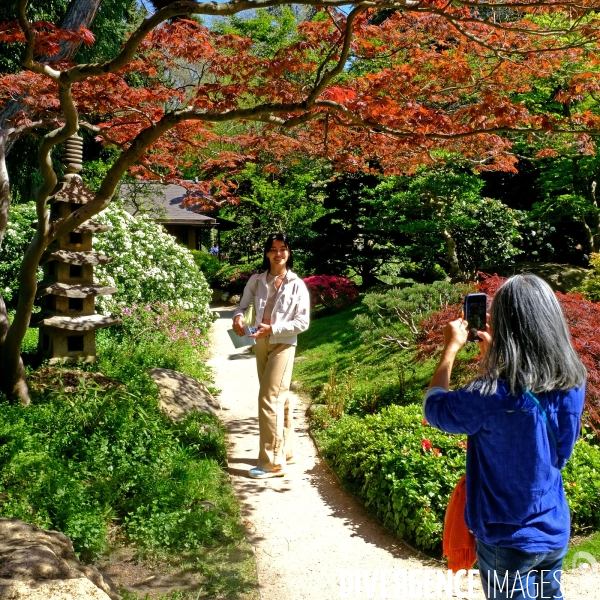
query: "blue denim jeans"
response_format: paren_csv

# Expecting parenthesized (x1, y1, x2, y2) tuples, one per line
(476, 539, 567, 599)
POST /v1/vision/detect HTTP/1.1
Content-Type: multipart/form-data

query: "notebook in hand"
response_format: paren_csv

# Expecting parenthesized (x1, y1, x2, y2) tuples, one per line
(227, 325, 257, 349)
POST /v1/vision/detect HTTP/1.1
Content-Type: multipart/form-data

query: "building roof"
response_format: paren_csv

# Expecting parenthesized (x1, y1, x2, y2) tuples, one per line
(121, 183, 217, 226)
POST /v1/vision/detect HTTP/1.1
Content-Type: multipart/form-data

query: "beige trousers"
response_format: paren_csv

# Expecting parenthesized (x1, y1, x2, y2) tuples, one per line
(254, 338, 296, 471)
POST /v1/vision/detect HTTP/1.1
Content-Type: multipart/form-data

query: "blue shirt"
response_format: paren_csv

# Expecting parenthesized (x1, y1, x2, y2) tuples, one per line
(424, 381, 585, 552)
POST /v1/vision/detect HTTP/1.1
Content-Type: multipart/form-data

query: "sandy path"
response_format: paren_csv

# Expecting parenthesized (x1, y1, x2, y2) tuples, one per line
(207, 305, 599, 600)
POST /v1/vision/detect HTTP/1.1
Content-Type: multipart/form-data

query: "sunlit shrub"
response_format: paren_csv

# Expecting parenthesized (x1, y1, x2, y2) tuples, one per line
(304, 275, 359, 310)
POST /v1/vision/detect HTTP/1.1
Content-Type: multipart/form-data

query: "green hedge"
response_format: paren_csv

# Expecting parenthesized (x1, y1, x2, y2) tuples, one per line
(312, 404, 600, 552)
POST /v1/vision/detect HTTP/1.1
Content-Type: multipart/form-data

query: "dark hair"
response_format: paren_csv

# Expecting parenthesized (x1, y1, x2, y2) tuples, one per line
(261, 233, 293, 271)
(472, 274, 586, 396)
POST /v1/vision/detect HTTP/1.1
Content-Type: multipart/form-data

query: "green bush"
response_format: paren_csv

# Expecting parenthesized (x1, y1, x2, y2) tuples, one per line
(94, 203, 212, 325)
(190, 250, 222, 287)
(0, 379, 236, 562)
(352, 280, 473, 349)
(562, 437, 600, 532)
(0, 202, 40, 307)
(214, 261, 261, 294)
(312, 403, 600, 552)
(578, 253, 600, 302)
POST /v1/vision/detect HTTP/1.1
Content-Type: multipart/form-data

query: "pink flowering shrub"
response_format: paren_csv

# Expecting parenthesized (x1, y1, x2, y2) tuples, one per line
(303, 275, 359, 310)
(115, 303, 209, 349)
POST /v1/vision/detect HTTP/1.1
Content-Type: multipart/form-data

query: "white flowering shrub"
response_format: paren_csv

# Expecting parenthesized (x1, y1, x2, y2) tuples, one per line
(0, 202, 40, 306)
(94, 203, 213, 330)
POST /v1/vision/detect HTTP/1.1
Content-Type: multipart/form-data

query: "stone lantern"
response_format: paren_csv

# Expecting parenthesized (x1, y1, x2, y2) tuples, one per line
(31, 134, 121, 363)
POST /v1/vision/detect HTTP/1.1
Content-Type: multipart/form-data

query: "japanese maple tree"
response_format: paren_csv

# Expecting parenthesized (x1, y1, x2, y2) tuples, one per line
(3, 0, 600, 403)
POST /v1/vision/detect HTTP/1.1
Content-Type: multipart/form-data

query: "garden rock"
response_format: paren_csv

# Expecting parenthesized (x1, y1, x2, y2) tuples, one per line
(229, 294, 241, 305)
(489, 262, 589, 293)
(220, 291, 230, 302)
(0, 518, 119, 600)
(149, 367, 220, 420)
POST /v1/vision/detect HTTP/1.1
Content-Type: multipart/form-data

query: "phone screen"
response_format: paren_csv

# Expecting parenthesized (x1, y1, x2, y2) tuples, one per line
(465, 294, 487, 342)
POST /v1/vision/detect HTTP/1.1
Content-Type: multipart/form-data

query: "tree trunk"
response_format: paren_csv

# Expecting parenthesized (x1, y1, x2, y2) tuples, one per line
(0, 133, 30, 404)
(0, 0, 104, 154)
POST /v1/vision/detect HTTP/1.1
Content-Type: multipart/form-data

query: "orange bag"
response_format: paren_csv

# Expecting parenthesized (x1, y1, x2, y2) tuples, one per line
(443, 474, 477, 572)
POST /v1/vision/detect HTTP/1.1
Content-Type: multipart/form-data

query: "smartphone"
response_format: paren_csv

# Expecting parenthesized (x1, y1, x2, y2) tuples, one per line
(463, 293, 487, 342)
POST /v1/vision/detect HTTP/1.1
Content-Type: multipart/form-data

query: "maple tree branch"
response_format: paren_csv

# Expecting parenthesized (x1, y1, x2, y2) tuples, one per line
(17, 0, 61, 81)
(306, 5, 367, 107)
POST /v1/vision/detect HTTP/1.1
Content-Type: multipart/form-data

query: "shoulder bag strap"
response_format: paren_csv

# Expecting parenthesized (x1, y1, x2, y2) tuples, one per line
(524, 389, 557, 450)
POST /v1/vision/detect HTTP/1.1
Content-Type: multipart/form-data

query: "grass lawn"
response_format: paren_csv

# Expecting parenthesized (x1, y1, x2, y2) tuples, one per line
(295, 302, 438, 412)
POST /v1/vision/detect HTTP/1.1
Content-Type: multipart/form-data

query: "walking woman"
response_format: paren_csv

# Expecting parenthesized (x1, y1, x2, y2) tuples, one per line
(424, 274, 586, 599)
(232, 233, 310, 479)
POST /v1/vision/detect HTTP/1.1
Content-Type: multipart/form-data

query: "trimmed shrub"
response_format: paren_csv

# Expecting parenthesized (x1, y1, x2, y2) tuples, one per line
(303, 275, 359, 310)
(352, 280, 472, 350)
(313, 403, 600, 553)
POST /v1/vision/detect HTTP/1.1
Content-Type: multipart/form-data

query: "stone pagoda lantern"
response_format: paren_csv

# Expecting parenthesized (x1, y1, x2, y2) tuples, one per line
(31, 134, 120, 363)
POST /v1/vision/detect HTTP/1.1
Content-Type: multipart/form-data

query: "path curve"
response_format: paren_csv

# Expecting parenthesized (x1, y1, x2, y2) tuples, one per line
(207, 305, 599, 600)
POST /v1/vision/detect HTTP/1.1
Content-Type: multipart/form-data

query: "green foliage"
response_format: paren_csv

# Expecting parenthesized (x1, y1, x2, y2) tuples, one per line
(352, 281, 473, 349)
(219, 160, 329, 272)
(213, 261, 261, 294)
(0, 202, 40, 307)
(0, 380, 234, 561)
(312, 404, 466, 550)
(578, 253, 600, 301)
(76, 0, 144, 64)
(562, 438, 600, 532)
(368, 167, 524, 280)
(96, 312, 212, 393)
(191, 250, 221, 287)
(94, 203, 212, 326)
(211, 7, 299, 59)
(303, 165, 522, 285)
(312, 404, 600, 553)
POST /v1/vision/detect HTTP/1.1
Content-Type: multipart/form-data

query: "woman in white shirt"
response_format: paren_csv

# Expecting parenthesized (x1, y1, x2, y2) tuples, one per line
(233, 234, 311, 478)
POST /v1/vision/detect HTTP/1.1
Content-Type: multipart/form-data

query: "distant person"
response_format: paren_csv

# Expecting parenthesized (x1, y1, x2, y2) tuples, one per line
(424, 274, 586, 600)
(232, 233, 310, 479)
(209, 244, 219, 256)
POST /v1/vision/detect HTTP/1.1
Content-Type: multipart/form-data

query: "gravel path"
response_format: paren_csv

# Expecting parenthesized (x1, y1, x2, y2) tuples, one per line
(207, 306, 599, 600)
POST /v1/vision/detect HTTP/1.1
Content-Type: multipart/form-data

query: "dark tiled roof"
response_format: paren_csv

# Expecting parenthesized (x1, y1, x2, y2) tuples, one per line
(121, 183, 216, 225)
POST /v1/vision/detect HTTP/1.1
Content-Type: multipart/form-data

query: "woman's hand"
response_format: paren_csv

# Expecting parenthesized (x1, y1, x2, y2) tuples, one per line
(233, 315, 245, 336)
(443, 318, 469, 353)
(249, 323, 272, 339)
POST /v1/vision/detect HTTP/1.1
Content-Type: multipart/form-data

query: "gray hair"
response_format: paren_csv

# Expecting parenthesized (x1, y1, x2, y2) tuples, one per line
(471, 274, 587, 396)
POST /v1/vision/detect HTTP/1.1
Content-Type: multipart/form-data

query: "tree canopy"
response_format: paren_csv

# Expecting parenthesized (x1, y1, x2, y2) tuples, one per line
(3, 0, 600, 402)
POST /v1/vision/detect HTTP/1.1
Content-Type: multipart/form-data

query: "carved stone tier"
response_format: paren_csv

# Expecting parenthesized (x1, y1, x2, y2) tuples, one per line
(31, 314, 121, 331)
(32, 220, 110, 233)
(48, 179, 95, 204)
(73, 221, 110, 234)
(37, 282, 118, 299)
(43, 250, 113, 266)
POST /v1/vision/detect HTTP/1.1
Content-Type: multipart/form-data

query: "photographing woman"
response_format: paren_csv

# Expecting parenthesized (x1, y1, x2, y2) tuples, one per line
(233, 233, 310, 479)
(425, 274, 586, 599)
